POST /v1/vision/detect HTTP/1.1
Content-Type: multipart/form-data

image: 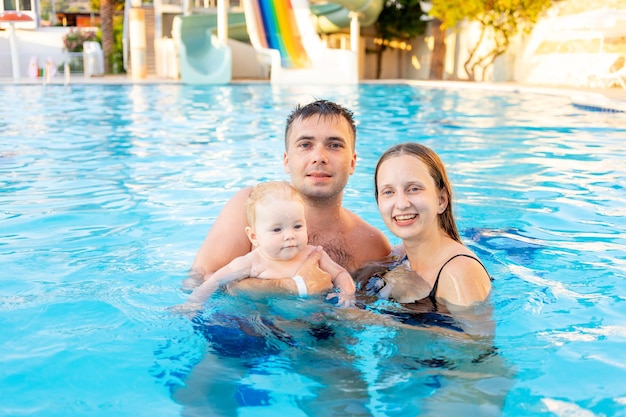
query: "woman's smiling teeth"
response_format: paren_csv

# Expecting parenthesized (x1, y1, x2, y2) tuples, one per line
(394, 214, 417, 222)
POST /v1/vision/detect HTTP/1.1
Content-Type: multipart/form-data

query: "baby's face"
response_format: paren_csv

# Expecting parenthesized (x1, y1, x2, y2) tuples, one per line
(252, 198, 308, 261)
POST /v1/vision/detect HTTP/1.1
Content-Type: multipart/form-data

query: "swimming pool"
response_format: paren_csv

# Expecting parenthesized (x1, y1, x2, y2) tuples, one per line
(1, 82, 625, 416)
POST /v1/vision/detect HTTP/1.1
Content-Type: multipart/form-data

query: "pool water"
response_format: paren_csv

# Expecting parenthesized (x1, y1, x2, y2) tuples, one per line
(1, 83, 625, 416)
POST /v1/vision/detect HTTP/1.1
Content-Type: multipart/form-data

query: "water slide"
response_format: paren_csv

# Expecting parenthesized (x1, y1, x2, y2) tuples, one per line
(309, 0, 382, 34)
(171, 13, 246, 85)
(172, 0, 383, 84)
(242, 0, 383, 84)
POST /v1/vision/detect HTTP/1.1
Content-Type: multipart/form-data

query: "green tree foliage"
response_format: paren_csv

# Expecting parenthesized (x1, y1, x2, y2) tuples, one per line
(39, 0, 51, 21)
(111, 14, 125, 73)
(89, 0, 126, 13)
(429, 0, 553, 80)
(375, 0, 427, 78)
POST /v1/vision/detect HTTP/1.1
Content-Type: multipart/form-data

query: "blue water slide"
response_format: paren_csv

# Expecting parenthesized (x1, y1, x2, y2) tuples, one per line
(311, 0, 383, 33)
(172, 14, 233, 85)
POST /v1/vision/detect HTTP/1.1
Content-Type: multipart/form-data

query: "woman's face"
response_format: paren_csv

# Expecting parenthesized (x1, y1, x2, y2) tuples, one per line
(376, 154, 446, 242)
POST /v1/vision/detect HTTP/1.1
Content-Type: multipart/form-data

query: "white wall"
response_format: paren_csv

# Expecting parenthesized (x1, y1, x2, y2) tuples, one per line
(363, 6, 625, 86)
(513, 10, 624, 87)
(0, 26, 84, 78)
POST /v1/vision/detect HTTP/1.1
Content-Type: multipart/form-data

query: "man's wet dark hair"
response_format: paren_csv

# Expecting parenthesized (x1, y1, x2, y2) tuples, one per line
(284, 99, 356, 149)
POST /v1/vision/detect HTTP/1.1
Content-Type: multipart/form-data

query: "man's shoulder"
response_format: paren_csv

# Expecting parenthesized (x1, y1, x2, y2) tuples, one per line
(341, 209, 391, 261)
(230, 186, 253, 202)
(343, 209, 385, 238)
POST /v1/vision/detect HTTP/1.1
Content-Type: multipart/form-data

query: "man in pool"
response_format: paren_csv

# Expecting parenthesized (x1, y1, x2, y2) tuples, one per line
(175, 100, 391, 415)
(190, 99, 391, 294)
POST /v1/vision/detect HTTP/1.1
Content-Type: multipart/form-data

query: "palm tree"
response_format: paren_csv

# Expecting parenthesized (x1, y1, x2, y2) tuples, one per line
(100, 0, 114, 73)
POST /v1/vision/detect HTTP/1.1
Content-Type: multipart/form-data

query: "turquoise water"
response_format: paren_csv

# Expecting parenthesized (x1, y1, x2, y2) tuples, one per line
(1, 83, 625, 416)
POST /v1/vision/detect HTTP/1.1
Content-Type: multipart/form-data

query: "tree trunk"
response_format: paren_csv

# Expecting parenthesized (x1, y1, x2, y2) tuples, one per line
(429, 19, 446, 80)
(100, 0, 114, 74)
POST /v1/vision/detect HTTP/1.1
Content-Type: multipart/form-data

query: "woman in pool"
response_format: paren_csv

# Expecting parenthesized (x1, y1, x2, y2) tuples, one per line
(363, 142, 492, 314)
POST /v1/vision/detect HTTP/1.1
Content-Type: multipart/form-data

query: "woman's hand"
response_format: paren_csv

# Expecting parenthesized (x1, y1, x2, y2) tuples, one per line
(377, 266, 432, 303)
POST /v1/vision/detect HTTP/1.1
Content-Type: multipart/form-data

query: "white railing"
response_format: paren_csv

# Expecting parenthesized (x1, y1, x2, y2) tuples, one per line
(0, 53, 86, 79)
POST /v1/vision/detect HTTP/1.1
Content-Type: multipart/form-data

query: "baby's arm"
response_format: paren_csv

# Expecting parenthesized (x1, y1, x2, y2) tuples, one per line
(332, 270, 357, 308)
(317, 249, 356, 308)
(184, 255, 254, 308)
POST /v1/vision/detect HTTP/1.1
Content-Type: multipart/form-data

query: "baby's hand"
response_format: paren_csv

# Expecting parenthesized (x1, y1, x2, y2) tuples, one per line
(326, 290, 356, 308)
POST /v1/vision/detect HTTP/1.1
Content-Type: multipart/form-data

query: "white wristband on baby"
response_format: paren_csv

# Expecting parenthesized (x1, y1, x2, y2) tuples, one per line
(291, 275, 308, 297)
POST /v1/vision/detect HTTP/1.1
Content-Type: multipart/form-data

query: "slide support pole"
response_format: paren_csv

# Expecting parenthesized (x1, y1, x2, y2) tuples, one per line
(349, 11, 360, 53)
(218, 0, 229, 43)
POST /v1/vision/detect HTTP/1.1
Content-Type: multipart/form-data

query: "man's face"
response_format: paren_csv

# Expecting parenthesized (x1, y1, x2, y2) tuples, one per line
(283, 115, 356, 202)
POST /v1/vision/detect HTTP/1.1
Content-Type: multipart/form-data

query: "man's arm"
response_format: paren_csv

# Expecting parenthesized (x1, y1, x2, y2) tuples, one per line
(191, 187, 253, 278)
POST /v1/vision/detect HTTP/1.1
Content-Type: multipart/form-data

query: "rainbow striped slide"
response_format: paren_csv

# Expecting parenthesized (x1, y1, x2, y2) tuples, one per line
(243, 0, 384, 83)
(246, 0, 311, 68)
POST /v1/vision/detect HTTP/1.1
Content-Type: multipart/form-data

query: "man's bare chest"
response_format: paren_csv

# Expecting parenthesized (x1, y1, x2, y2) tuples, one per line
(308, 232, 355, 271)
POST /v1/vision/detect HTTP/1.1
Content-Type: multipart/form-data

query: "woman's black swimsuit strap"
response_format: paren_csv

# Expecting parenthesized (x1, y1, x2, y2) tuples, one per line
(429, 253, 491, 301)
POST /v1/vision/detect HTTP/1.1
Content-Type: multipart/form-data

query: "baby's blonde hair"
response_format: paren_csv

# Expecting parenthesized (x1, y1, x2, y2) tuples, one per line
(245, 181, 303, 227)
